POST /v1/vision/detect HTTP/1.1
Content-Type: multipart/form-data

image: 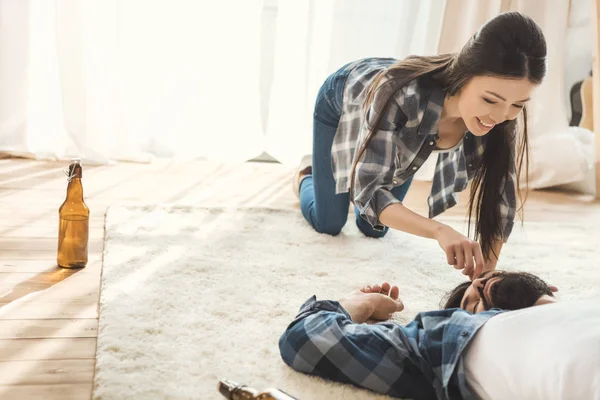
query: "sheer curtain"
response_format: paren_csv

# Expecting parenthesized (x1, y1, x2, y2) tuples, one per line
(264, 0, 447, 166)
(0, 0, 264, 164)
(2, 0, 591, 192)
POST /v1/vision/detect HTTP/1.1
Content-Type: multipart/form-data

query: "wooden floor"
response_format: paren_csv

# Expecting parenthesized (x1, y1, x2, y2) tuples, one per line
(1, 157, 599, 399)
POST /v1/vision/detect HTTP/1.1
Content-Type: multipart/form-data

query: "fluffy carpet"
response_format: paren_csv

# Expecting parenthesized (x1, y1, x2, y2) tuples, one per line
(93, 205, 600, 400)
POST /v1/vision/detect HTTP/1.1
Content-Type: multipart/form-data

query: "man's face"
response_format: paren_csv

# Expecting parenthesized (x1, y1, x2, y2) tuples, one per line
(460, 270, 555, 314)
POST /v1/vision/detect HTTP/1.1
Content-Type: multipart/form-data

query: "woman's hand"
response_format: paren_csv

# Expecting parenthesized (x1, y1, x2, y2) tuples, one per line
(434, 224, 485, 280)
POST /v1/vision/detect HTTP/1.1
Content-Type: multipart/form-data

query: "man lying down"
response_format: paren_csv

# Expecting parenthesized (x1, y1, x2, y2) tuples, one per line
(279, 270, 600, 400)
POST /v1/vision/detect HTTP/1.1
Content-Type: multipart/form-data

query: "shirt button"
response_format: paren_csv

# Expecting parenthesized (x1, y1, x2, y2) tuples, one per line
(468, 164, 473, 167)
(429, 141, 434, 145)
(461, 331, 469, 337)
(412, 166, 418, 170)
(393, 180, 398, 185)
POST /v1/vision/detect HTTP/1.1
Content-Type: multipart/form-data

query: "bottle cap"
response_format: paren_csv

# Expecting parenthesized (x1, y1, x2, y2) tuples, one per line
(65, 158, 83, 181)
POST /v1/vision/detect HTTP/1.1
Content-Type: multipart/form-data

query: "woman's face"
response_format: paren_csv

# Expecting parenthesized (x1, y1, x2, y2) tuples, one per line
(457, 75, 538, 136)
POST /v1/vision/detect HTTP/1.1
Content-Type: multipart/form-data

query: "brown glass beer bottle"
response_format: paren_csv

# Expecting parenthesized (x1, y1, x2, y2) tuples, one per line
(57, 159, 89, 268)
(218, 378, 298, 400)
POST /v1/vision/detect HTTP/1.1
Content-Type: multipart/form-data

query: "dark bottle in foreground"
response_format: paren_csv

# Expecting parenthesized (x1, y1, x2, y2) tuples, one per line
(57, 159, 89, 268)
(217, 378, 299, 400)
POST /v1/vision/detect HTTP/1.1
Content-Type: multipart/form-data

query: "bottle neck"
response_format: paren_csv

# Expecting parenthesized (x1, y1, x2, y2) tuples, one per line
(66, 178, 84, 201)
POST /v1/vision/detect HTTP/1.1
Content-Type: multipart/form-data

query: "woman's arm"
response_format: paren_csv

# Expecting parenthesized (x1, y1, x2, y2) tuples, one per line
(378, 203, 445, 240)
(350, 92, 486, 279)
(379, 203, 486, 279)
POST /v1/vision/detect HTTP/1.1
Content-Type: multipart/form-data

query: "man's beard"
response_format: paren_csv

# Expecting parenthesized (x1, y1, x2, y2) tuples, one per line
(480, 271, 553, 310)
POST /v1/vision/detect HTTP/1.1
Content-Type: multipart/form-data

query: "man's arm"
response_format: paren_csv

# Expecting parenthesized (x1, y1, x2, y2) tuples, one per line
(278, 296, 431, 399)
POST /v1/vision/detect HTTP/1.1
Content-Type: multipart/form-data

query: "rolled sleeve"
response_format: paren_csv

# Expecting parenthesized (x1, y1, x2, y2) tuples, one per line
(357, 188, 401, 231)
(351, 99, 407, 231)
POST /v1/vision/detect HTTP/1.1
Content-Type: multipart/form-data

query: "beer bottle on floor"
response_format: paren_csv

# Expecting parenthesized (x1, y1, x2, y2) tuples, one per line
(57, 159, 89, 268)
(218, 378, 298, 400)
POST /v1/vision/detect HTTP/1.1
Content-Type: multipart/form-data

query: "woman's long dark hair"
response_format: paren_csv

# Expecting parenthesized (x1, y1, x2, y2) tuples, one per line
(349, 12, 547, 259)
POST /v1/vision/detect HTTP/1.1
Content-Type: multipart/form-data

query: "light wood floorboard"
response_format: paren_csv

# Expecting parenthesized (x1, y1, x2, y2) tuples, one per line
(1, 158, 599, 399)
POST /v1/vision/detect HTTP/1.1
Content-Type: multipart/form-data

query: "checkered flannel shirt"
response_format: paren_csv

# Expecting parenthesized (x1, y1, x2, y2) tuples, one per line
(279, 296, 504, 400)
(331, 58, 517, 240)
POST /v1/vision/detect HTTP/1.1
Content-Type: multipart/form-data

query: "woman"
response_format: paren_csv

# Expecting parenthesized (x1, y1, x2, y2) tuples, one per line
(293, 12, 547, 279)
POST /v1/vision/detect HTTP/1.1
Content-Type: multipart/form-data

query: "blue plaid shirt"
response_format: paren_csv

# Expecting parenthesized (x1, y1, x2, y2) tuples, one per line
(279, 296, 504, 400)
(331, 58, 517, 240)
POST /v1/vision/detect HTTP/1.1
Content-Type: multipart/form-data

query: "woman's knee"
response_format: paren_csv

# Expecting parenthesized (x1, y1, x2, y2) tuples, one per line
(314, 219, 345, 236)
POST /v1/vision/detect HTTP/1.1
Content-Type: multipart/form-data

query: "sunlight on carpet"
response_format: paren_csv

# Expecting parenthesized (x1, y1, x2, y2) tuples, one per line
(93, 206, 600, 399)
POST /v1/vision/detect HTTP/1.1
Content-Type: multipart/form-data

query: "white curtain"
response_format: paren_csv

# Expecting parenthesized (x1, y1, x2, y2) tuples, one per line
(0, 0, 445, 166)
(265, 0, 447, 166)
(1, 0, 594, 193)
(0, 0, 264, 164)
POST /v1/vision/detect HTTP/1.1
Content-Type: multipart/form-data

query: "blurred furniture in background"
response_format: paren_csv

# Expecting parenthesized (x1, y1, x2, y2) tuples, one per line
(592, 0, 600, 198)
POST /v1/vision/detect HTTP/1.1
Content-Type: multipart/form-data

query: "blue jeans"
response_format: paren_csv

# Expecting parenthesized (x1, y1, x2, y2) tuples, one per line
(299, 64, 413, 238)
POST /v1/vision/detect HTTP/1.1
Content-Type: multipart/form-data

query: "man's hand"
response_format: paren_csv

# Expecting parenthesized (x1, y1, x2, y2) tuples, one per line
(338, 282, 404, 324)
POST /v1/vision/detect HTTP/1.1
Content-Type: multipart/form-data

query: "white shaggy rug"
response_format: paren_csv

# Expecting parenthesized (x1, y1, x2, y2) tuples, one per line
(93, 206, 600, 400)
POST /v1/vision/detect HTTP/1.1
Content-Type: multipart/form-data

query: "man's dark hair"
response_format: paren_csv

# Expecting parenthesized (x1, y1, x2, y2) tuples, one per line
(441, 282, 471, 309)
(441, 271, 554, 311)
